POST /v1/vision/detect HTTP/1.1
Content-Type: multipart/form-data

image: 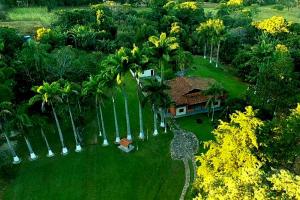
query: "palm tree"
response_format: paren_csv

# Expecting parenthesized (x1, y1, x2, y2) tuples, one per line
(148, 32, 179, 82)
(82, 75, 109, 146)
(204, 83, 226, 121)
(0, 101, 21, 164)
(104, 47, 133, 141)
(29, 81, 68, 155)
(31, 115, 54, 157)
(142, 78, 170, 136)
(130, 44, 150, 139)
(62, 81, 82, 152)
(99, 66, 121, 143)
(11, 104, 38, 161)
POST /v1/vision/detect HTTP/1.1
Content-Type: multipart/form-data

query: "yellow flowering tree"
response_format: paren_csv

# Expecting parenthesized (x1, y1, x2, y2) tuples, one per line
(268, 169, 300, 199)
(194, 106, 266, 199)
(194, 104, 300, 199)
(36, 27, 51, 41)
(253, 16, 290, 35)
(196, 19, 225, 67)
(226, 0, 244, 7)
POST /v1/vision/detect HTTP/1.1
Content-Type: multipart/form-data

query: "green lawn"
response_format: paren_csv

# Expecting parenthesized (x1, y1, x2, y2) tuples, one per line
(0, 7, 57, 34)
(3, 75, 184, 200)
(253, 5, 300, 23)
(189, 56, 247, 99)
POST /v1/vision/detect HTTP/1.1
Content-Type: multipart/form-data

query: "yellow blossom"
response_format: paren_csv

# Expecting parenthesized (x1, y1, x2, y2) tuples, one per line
(36, 27, 51, 41)
(253, 16, 290, 35)
(275, 44, 289, 53)
(170, 22, 181, 34)
(177, 1, 198, 11)
(227, 0, 243, 6)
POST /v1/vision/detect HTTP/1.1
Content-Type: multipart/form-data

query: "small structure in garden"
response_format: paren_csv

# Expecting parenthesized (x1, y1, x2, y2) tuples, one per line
(118, 138, 134, 153)
(166, 76, 226, 118)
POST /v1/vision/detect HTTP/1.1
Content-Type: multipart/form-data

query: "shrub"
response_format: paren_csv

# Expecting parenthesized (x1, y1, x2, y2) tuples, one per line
(272, 4, 284, 11)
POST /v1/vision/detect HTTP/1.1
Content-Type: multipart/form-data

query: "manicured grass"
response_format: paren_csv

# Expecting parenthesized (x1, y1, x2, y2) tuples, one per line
(253, 5, 300, 23)
(0, 7, 57, 34)
(189, 56, 248, 99)
(3, 75, 184, 200)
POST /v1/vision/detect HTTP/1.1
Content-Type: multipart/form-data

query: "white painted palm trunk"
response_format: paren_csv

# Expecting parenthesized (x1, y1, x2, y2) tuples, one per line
(41, 128, 55, 157)
(13, 156, 21, 164)
(215, 41, 220, 68)
(4, 134, 21, 164)
(204, 42, 207, 59)
(99, 102, 109, 146)
(47, 149, 55, 157)
(123, 87, 132, 141)
(96, 96, 102, 137)
(24, 137, 38, 161)
(210, 42, 213, 63)
(68, 104, 82, 152)
(153, 105, 158, 136)
(138, 100, 145, 140)
(51, 103, 68, 156)
(112, 96, 120, 144)
(159, 108, 165, 128)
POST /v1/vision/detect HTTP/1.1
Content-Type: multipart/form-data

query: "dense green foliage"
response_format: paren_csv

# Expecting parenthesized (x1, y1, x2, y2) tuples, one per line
(0, 0, 299, 199)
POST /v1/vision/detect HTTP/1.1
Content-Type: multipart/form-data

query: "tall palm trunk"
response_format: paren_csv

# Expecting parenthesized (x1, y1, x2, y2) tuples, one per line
(68, 101, 82, 152)
(99, 100, 108, 146)
(204, 42, 207, 59)
(95, 96, 102, 139)
(160, 59, 164, 83)
(77, 99, 82, 113)
(160, 108, 165, 128)
(51, 102, 68, 155)
(209, 41, 213, 63)
(153, 104, 158, 136)
(4, 133, 21, 164)
(41, 128, 54, 157)
(24, 136, 38, 160)
(122, 86, 132, 141)
(211, 101, 215, 122)
(138, 100, 144, 139)
(112, 96, 120, 143)
(215, 41, 220, 68)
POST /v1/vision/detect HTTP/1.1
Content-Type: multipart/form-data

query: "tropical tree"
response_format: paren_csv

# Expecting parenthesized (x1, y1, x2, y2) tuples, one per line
(142, 78, 170, 136)
(148, 32, 179, 82)
(82, 75, 109, 146)
(99, 65, 121, 143)
(29, 81, 68, 155)
(130, 44, 150, 139)
(204, 83, 226, 121)
(61, 81, 82, 152)
(103, 47, 133, 141)
(0, 101, 20, 164)
(196, 19, 225, 66)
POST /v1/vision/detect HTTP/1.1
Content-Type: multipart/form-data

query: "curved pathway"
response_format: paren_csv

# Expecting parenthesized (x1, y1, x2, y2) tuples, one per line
(169, 120, 199, 200)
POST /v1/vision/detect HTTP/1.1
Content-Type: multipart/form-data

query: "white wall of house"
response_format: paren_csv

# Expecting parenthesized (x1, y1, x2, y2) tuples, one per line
(176, 106, 187, 116)
(139, 69, 155, 78)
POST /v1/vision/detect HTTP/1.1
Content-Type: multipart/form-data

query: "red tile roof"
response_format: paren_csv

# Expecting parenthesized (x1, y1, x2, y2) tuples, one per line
(166, 77, 216, 106)
(120, 138, 132, 147)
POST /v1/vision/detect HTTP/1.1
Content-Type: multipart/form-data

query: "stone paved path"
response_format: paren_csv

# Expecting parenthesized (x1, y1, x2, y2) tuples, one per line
(169, 119, 199, 200)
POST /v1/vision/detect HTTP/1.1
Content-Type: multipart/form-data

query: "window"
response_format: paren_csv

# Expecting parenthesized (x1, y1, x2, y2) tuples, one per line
(179, 108, 185, 113)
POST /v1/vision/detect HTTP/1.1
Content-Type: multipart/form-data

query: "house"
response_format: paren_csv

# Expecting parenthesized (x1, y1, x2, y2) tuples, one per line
(139, 69, 155, 78)
(166, 76, 225, 118)
(118, 138, 134, 153)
